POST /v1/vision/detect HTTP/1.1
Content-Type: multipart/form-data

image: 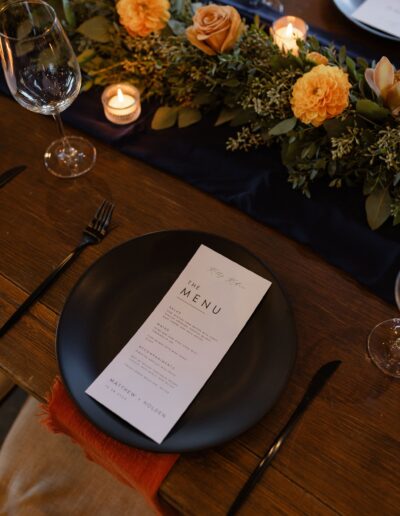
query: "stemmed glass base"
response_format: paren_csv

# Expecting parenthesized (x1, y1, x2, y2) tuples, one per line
(367, 318, 400, 378)
(44, 136, 96, 178)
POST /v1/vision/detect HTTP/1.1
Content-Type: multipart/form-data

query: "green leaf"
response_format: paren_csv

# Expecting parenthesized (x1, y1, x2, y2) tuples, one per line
(230, 110, 256, 127)
(62, 0, 76, 28)
(16, 40, 34, 57)
(365, 188, 391, 230)
(356, 57, 369, 70)
(178, 107, 202, 128)
(307, 35, 320, 51)
(356, 99, 390, 122)
(77, 16, 112, 43)
(151, 106, 179, 130)
(269, 117, 297, 136)
(192, 2, 203, 12)
(346, 56, 358, 81)
(193, 92, 216, 106)
(339, 45, 347, 66)
(222, 79, 241, 88)
(77, 49, 96, 65)
(167, 19, 186, 35)
(323, 118, 347, 137)
(172, 0, 185, 15)
(282, 140, 301, 167)
(215, 107, 240, 126)
(38, 48, 57, 67)
(81, 79, 94, 92)
(301, 142, 317, 159)
(17, 20, 33, 39)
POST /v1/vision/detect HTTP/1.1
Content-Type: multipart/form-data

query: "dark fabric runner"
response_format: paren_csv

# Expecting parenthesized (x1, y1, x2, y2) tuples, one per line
(2, 7, 399, 304)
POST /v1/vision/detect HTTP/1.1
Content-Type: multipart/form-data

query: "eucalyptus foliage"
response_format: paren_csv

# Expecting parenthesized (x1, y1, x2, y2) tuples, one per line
(61, 0, 400, 229)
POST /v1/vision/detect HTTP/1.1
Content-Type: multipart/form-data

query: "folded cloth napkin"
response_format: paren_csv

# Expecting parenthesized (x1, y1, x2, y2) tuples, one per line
(41, 377, 179, 514)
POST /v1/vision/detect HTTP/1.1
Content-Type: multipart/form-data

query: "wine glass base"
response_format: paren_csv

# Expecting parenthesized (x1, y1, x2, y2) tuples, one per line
(44, 136, 96, 178)
(367, 318, 400, 378)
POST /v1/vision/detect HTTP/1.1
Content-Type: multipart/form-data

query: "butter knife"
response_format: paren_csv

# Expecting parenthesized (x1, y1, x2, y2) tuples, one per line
(227, 360, 342, 515)
(0, 165, 27, 188)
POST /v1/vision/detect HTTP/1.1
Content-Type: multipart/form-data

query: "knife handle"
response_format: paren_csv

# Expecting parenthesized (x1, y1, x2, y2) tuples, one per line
(227, 360, 341, 515)
(0, 165, 27, 188)
(0, 246, 85, 338)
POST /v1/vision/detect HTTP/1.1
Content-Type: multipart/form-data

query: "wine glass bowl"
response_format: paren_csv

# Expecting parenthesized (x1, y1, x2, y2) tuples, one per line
(367, 271, 400, 378)
(0, 0, 96, 178)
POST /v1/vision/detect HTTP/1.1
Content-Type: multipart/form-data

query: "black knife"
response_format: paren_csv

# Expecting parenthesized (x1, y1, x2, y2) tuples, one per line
(0, 165, 27, 188)
(227, 360, 342, 516)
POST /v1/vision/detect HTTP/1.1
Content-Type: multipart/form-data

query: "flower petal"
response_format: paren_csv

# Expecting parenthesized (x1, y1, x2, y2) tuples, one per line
(365, 68, 381, 97)
(386, 82, 400, 114)
(374, 56, 395, 99)
(186, 26, 216, 55)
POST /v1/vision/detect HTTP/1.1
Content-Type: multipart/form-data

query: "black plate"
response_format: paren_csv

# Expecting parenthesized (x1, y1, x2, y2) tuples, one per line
(332, 0, 400, 41)
(57, 230, 296, 452)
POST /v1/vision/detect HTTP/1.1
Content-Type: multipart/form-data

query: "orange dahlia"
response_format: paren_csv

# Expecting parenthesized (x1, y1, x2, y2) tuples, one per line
(116, 0, 170, 37)
(291, 65, 351, 127)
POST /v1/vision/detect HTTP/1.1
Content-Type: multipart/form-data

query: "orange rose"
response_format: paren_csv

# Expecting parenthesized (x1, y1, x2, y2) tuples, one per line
(291, 65, 351, 127)
(186, 4, 244, 56)
(306, 51, 329, 66)
(116, 0, 170, 37)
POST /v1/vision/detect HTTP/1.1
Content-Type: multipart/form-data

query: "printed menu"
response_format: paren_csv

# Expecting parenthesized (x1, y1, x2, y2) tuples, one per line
(352, 0, 400, 38)
(86, 245, 271, 443)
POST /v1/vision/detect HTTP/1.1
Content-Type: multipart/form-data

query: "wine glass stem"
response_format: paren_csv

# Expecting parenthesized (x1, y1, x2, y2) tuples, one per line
(54, 111, 67, 144)
(53, 111, 77, 163)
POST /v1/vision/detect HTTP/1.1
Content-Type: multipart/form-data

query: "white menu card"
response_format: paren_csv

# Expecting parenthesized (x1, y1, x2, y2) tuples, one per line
(86, 245, 271, 444)
(352, 0, 400, 38)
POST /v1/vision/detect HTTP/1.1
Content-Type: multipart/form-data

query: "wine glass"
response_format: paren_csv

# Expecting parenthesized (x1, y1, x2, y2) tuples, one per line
(367, 271, 400, 378)
(0, 0, 96, 178)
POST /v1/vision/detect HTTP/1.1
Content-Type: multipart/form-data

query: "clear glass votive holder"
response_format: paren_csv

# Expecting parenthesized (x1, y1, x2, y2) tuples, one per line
(101, 83, 141, 125)
(271, 16, 308, 55)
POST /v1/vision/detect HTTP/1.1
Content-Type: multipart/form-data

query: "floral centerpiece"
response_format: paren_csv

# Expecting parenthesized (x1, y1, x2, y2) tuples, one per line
(59, 0, 400, 229)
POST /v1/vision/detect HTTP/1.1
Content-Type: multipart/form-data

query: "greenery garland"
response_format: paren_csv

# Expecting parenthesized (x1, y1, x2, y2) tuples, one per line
(57, 0, 400, 230)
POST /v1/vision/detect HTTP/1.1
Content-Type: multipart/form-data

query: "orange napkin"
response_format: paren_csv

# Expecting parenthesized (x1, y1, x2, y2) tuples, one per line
(41, 377, 179, 514)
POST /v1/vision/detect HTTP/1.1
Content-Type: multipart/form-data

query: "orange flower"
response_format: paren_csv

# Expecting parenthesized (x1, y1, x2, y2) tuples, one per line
(306, 51, 329, 66)
(291, 65, 351, 127)
(116, 0, 170, 37)
(186, 4, 243, 56)
(365, 56, 400, 116)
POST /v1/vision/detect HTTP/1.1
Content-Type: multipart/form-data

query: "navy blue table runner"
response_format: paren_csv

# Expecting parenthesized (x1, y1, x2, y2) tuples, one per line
(2, 7, 399, 304)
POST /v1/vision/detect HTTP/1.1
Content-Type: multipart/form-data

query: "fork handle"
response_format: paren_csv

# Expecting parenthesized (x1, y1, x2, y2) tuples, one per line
(0, 243, 88, 338)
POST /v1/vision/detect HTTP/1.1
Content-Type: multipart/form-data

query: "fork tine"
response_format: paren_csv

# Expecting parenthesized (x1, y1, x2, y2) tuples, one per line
(91, 200, 107, 228)
(97, 202, 114, 233)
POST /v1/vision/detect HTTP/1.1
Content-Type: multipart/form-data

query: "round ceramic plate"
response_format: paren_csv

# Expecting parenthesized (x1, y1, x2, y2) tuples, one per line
(57, 230, 297, 452)
(332, 0, 400, 41)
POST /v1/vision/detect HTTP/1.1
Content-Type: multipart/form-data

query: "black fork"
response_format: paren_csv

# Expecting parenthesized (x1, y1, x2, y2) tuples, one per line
(0, 200, 115, 338)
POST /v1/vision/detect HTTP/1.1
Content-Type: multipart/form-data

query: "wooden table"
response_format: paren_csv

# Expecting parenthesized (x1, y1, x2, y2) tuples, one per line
(1, 2, 399, 514)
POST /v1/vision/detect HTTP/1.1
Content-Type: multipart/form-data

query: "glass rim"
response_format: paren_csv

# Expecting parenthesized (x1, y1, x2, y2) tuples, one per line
(395, 270, 400, 311)
(0, 0, 58, 41)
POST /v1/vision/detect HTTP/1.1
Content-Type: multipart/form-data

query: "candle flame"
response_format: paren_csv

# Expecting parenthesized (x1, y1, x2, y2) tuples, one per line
(117, 87, 125, 103)
(285, 23, 293, 37)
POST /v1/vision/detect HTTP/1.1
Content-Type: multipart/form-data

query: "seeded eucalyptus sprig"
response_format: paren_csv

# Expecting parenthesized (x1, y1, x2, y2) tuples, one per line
(60, 0, 400, 229)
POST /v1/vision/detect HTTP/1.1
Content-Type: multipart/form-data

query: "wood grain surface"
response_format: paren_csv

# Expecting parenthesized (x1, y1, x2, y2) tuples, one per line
(0, 2, 399, 514)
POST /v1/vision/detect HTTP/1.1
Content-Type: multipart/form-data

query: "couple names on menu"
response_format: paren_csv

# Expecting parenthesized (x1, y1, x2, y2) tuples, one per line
(86, 245, 271, 444)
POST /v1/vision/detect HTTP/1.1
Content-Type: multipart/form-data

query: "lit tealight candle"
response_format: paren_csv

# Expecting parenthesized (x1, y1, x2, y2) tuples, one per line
(271, 16, 308, 56)
(102, 83, 141, 125)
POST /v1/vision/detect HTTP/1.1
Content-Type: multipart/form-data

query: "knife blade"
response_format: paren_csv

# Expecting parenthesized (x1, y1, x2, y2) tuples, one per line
(227, 360, 342, 516)
(0, 165, 27, 188)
